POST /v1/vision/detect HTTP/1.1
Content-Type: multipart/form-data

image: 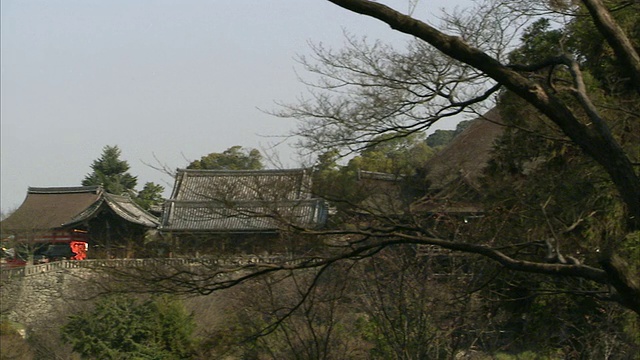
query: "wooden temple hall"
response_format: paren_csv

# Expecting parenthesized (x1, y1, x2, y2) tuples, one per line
(1, 186, 159, 259)
(159, 168, 328, 255)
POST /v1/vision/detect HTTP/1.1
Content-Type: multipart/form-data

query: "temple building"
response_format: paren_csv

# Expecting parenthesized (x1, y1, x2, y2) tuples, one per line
(159, 168, 328, 255)
(1, 186, 159, 259)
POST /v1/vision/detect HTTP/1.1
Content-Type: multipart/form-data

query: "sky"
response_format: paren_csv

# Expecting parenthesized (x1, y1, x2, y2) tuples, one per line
(1, 0, 471, 213)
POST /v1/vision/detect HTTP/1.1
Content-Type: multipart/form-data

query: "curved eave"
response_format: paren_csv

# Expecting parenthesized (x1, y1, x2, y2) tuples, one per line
(59, 199, 106, 228)
(104, 194, 160, 227)
(61, 195, 159, 229)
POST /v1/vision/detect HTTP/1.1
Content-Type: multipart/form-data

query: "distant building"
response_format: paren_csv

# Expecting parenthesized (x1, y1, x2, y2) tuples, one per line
(412, 108, 504, 216)
(412, 108, 504, 266)
(159, 168, 328, 255)
(0, 186, 159, 259)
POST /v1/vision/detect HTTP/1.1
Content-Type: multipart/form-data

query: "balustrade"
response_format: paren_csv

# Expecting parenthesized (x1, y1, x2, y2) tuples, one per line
(1, 254, 314, 279)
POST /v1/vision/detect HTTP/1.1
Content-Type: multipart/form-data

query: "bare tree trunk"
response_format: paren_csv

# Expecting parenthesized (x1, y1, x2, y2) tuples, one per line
(323, 0, 640, 313)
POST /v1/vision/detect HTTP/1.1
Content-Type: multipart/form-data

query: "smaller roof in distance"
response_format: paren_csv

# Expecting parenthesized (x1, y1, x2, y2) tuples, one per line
(69, 193, 160, 228)
(423, 108, 504, 191)
(410, 198, 483, 214)
(355, 170, 407, 215)
(102, 193, 159, 227)
(357, 170, 404, 182)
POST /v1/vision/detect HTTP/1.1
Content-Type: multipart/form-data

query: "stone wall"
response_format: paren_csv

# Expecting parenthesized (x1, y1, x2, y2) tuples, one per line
(0, 256, 292, 332)
(0, 268, 25, 316)
(1, 262, 94, 329)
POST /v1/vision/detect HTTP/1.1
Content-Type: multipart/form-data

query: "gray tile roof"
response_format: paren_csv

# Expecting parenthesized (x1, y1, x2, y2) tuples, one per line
(170, 168, 314, 202)
(161, 168, 327, 232)
(67, 193, 159, 228)
(161, 199, 327, 232)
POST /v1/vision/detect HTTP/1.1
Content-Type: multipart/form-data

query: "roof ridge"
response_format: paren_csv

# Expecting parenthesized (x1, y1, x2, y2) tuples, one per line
(28, 186, 103, 194)
(164, 198, 324, 206)
(358, 170, 404, 181)
(176, 168, 311, 175)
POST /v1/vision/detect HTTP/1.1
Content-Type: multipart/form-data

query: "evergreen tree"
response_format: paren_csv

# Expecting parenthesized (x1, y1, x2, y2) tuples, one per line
(425, 120, 472, 148)
(82, 145, 165, 210)
(349, 132, 434, 175)
(135, 182, 165, 211)
(82, 145, 138, 195)
(61, 295, 197, 359)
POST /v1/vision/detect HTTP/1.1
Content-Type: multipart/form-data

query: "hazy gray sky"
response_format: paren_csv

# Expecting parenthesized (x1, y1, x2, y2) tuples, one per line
(1, 0, 469, 212)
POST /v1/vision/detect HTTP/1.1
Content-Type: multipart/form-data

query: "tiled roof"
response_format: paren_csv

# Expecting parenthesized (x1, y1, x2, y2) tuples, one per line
(28, 186, 102, 194)
(0, 186, 158, 233)
(65, 193, 159, 228)
(161, 199, 327, 232)
(1, 186, 103, 231)
(103, 194, 160, 227)
(170, 168, 313, 202)
(161, 168, 327, 232)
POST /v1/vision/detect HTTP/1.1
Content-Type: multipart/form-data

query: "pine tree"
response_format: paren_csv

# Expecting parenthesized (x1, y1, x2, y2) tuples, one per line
(135, 182, 165, 210)
(82, 145, 137, 195)
(61, 295, 196, 359)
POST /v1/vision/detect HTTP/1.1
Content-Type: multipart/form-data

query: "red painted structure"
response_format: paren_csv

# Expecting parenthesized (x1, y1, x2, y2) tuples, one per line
(1, 229, 89, 268)
(0, 186, 159, 264)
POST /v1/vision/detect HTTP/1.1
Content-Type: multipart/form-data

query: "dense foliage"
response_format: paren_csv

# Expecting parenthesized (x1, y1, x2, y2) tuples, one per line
(187, 146, 264, 170)
(61, 295, 196, 359)
(136, 182, 166, 211)
(425, 120, 471, 148)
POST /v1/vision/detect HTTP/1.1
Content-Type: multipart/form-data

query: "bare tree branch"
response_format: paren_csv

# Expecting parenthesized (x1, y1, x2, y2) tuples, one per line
(325, 0, 640, 229)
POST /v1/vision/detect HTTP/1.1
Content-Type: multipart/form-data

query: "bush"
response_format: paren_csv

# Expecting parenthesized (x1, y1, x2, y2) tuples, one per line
(61, 295, 196, 359)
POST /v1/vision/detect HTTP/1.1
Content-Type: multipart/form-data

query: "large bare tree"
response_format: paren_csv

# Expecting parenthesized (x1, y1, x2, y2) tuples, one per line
(295, 0, 640, 314)
(102, 0, 640, 319)
(318, 0, 639, 225)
